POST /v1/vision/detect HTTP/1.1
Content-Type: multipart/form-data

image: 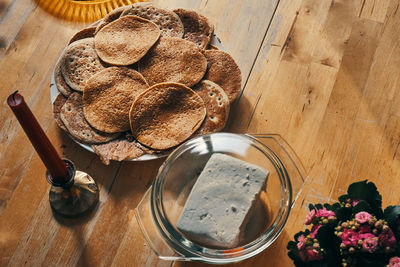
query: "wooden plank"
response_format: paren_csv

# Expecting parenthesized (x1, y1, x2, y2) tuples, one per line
(359, 0, 391, 23)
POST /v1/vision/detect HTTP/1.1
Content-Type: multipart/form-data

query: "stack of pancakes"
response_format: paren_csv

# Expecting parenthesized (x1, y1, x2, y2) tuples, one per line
(53, 3, 242, 165)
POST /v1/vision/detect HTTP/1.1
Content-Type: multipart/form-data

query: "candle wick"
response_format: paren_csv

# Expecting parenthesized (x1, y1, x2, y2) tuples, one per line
(12, 90, 19, 101)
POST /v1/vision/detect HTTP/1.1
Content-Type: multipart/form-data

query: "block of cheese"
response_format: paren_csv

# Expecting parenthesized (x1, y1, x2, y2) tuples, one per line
(176, 153, 269, 248)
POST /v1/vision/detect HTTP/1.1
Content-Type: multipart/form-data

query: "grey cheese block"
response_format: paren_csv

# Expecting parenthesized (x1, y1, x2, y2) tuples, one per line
(176, 153, 269, 248)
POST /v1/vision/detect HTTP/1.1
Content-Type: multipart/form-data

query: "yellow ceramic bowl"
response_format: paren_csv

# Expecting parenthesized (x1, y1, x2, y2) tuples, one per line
(35, 0, 145, 22)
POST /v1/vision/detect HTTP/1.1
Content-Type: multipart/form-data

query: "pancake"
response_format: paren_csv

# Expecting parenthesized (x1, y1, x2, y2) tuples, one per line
(54, 53, 73, 97)
(94, 15, 160, 66)
(193, 80, 230, 135)
(91, 135, 146, 165)
(60, 93, 120, 144)
(129, 82, 206, 150)
(94, 5, 128, 34)
(68, 26, 96, 44)
(204, 50, 242, 103)
(121, 3, 184, 38)
(83, 67, 149, 133)
(61, 38, 106, 92)
(138, 37, 207, 87)
(173, 8, 214, 49)
(53, 93, 68, 132)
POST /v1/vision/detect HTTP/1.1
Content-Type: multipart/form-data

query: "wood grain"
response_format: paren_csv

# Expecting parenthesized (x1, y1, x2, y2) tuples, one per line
(1, 0, 400, 266)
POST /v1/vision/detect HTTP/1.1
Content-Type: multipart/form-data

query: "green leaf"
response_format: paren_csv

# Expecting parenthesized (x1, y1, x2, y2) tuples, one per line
(338, 194, 348, 203)
(335, 207, 352, 222)
(309, 204, 315, 211)
(352, 200, 372, 214)
(384, 205, 400, 229)
(346, 180, 383, 217)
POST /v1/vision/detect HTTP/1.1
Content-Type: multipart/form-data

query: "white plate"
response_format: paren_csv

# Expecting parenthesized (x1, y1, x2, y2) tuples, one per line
(50, 33, 225, 161)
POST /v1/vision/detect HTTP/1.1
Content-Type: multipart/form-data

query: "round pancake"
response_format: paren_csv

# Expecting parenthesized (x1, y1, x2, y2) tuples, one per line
(193, 80, 230, 135)
(61, 38, 106, 92)
(121, 3, 184, 38)
(173, 8, 214, 49)
(54, 53, 73, 97)
(204, 50, 242, 103)
(129, 82, 206, 150)
(53, 93, 68, 132)
(94, 15, 160, 66)
(94, 5, 128, 34)
(138, 37, 207, 87)
(68, 26, 96, 45)
(83, 67, 149, 133)
(91, 135, 146, 165)
(60, 93, 120, 144)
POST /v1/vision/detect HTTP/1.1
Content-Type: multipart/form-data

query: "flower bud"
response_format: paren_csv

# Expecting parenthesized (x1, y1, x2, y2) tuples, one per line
(349, 247, 355, 254)
(385, 246, 392, 252)
(358, 240, 363, 246)
(336, 226, 342, 231)
(328, 216, 336, 222)
(351, 226, 356, 230)
(345, 203, 351, 208)
(383, 225, 390, 232)
(372, 229, 378, 235)
(313, 243, 320, 249)
(342, 222, 348, 228)
(375, 221, 382, 229)
(340, 243, 346, 249)
(323, 219, 329, 224)
(355, 223, 360, 228)
(313, 239, 318, 243)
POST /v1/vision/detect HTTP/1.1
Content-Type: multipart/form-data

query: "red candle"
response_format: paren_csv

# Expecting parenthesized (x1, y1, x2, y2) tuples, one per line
(7, 91, 69, 184)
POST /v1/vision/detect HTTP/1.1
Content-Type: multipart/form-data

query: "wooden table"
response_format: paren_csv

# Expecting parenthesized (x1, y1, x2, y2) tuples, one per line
(1, 0, 400, 266)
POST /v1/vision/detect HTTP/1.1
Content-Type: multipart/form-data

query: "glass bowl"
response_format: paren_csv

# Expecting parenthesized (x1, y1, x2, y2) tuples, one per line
(135, 133, 306, 264)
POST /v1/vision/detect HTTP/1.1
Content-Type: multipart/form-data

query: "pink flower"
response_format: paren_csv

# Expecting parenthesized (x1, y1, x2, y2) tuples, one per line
(299, 248, 323, 262)
(305, 209, 316, 225)
(310, 225, 321, 239)
(304, 248, 322, 261)
(359, 224, 371, 234)
(341, 228, 360, 247)
(297, 235, 307, 250)
(379, 228, 397, 248)
(355, 212, 372, 224)
(389, 257, 400, 267)
(351, 199, 359, 206)
(362, 236, 378, 253)
(316, 208, 335, 218)
(360, 233, 374, 239)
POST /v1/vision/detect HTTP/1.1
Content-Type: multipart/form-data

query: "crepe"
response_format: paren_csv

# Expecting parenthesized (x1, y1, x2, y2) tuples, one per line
(83, 67, 149, 133)
(91, 135, 146, 165)
(53, 93, 68, 132)
(94, 15, 161, 66)
(54, 53, 73, 97)
(193, 80, 230, 135)
(129, 82, 206, 150)
(138, 37, 207, 87)
(60, 93, 120, 144)
(204, 50, 242, 103)
(61, 38, 106, 92)
(121, 3, 184, 38)
(173, 8, 214, 49)
(68, 26, 96, 44)
(94, 5, 128, 34)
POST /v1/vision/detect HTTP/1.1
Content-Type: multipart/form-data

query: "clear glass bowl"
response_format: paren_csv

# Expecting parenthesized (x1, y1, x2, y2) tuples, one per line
(135, 133, 306, 264)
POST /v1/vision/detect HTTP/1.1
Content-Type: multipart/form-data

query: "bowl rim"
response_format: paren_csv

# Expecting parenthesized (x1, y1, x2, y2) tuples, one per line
(150, 132, 293, 263)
